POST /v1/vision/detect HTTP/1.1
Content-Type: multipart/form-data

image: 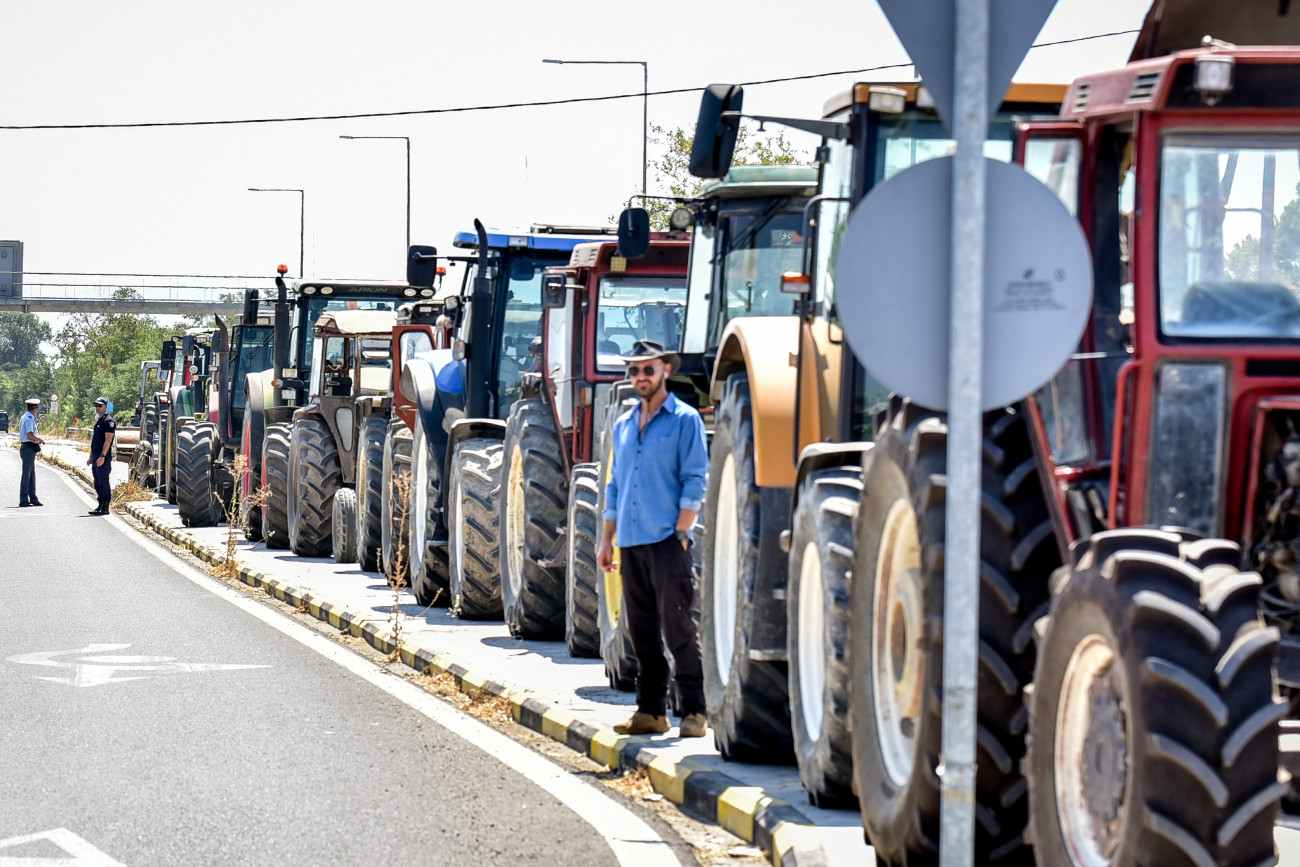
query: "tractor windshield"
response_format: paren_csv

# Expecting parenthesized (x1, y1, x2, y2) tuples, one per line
(495, 252, 570, 417)
(296, 295, 403, 384)
(706, 209, 806, 348)
(594, 276, 688, 371)
(1159, 134, 1300, 340)
(872, 113, 1016, 182)
(230, 325, 273, 417)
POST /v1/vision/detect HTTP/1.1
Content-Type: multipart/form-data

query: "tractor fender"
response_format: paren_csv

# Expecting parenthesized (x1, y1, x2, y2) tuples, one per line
(710, 316, 800, 488)
(444, 418, 507, 505)
(790, 441, 872, 522)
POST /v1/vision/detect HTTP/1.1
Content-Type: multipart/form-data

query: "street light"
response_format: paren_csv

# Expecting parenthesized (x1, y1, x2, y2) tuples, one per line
(339, 135, 411, 252)
(247, 187, 305, 278)
(543, 58, 648, 200)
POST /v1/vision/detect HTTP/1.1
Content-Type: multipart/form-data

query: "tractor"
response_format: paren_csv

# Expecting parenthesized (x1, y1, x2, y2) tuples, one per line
(498, 238, 689, 643)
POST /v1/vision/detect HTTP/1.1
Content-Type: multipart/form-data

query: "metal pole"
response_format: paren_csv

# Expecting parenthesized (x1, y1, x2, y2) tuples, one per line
(248, 188, 305, 278)
(339, 135, 411, 257)
(940, 0, 989, 863)
(543, 59, 648, 199)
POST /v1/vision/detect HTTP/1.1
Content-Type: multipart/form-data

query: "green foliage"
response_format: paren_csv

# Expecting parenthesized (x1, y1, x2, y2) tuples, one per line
(644, 123, 809, 229)
(1227, 185, 1300, 284)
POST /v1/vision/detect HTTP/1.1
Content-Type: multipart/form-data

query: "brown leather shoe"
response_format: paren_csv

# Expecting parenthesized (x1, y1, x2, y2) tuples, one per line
(613, 712, 670, 735)
(679, 713, 708, 738)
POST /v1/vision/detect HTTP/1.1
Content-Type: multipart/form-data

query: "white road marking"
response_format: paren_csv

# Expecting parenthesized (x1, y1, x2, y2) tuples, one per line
(6, 644, 268, 688)
(0, 828, 124, 866)
(104, 493, 681, 867)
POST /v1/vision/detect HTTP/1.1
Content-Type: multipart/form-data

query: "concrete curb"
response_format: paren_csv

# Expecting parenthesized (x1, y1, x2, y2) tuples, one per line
(75, 472, 835, 866)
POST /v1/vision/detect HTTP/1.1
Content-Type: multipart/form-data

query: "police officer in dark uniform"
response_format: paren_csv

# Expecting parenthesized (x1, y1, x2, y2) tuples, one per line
(87, 396, 116, 515)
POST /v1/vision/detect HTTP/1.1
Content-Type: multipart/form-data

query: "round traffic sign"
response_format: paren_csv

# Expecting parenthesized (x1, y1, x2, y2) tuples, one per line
(833, 156, 1093, 412)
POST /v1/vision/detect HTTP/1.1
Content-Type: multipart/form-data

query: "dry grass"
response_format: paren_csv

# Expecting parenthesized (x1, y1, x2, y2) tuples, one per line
(110, 479, 153, 509)
(385, 464, 413, 661)
(603, 767, 658, 800)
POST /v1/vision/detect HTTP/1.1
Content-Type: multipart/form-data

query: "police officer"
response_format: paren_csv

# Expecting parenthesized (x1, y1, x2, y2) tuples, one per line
(597, 340, 710, 739)
(17, 397, 44, 507)
(87, 396, 116, 515)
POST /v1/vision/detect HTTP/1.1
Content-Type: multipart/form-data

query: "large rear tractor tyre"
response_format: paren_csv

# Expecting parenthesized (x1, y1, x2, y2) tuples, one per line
(159, 403, 176, 503)
(565, 463, 602, 658)
(1025, 529, 1284, 867)
(260, 422, 291, 549)
(331, 488, 359, 564)
(701, 373, 792, 763)
(787, 465, 861, 809)
(500, 399, 568, 639)
(448, 437, 504, 619)
(141, 403, 158, 489)
(382, 425, 413, 588)
(355, 414, 388, 572)
(240, 410, 263, 543)
(175, 421, 222, 527)
(409, 415, 450, 606)
(288, 415, 341, 558)
(850, 399, 1060, 865)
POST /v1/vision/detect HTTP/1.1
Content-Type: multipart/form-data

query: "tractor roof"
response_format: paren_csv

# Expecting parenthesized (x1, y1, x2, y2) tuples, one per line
(313, 309, 397, 337)
(452, 225, 616, 252)
(1129, 0, 1300, 61)
(820, 80, 1066, 119)
(698, 164, 818, 200)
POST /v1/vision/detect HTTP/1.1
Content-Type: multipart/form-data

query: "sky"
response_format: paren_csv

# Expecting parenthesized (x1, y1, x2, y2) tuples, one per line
(0, 0, 1151, 321)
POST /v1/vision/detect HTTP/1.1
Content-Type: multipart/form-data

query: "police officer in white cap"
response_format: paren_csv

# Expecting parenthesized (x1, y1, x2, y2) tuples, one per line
(18, 397, 44, 507)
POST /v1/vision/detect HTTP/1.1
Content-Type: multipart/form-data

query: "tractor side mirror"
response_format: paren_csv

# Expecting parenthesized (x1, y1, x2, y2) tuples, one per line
(407, 245, 440, 287)
(690, 84, 744, 179)
(160, 340, 176, 371)
(541, 273, 568, 309)
(242, 289, 259, 323)
(617, 208, 651, 259)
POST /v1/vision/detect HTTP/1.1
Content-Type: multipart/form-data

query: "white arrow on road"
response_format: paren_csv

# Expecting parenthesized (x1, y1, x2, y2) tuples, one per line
(0, 828, 124, 866)
(7, 643, 269, 688)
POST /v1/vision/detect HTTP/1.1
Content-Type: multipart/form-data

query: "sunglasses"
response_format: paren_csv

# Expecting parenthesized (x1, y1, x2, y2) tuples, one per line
(625, 364, 662, 378)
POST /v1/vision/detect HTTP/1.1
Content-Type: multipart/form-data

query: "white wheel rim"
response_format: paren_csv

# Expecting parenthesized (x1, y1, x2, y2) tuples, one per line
(797, 541, 827, 737)
(1055, 634, 1127, 867)
(872, 498, 924, 787)
(712, 453, 739, 684)
(413, 424, 428, 557)
(450, 466, 465, 585)
(506, 445, 526, 598)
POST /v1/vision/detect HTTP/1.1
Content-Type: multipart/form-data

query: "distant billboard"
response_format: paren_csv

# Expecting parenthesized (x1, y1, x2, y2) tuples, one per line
(0, 241, 22, 298)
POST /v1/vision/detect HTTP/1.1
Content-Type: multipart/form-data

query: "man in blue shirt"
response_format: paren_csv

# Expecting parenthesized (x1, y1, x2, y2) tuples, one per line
(17, 397, 44, 507)
(598, 341, 709, 738)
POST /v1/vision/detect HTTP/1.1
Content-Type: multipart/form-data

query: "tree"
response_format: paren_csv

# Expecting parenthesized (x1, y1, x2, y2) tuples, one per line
(0, 312, 51, 371)
(1226, 181, 1300, 285)
(644, 123, 809, 228)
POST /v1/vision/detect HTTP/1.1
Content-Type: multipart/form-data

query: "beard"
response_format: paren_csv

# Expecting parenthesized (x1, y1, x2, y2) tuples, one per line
(634, 370, 667, 399)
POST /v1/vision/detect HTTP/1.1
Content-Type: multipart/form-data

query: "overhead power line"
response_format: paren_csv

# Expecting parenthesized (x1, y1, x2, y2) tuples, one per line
(0, 30, 1139, 132)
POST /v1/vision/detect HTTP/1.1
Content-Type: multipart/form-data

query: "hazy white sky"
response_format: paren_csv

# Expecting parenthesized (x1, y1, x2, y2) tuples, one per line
(0, 0, 1149, 297)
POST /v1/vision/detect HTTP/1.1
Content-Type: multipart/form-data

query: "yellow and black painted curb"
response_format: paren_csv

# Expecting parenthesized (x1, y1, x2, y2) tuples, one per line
(103, 489, 831, 867)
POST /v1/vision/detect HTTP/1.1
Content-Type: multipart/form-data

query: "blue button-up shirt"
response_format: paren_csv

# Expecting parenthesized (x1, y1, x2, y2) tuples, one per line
(18, 410, 37, 444)
(603, 392, 708, 548)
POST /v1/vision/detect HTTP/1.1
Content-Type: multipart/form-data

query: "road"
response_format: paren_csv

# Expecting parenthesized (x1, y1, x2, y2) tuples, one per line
(0, 442, 686, 866)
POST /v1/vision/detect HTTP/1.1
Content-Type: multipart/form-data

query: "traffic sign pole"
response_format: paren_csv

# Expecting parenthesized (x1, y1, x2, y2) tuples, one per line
(940, 0, 989, 862)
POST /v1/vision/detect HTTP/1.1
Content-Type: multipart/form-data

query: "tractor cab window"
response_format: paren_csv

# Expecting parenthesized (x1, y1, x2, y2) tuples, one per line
(298, 295, 399, 386)
(230, 325, 273, 415)
(874, 114, 1015, 182)
(680, 220, 717, 355)
(399, 330, 434, 369)
(594, 277, 688, 372)
(358, 337, 392, 393)
(707, 210, 805, 348)
(495, 253, 563, 418)
(814, 136, 854, 320)
(1160, 135, 1300, 340)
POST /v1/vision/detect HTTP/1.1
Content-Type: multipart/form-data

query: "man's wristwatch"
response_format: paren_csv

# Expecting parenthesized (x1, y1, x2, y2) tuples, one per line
(674, 529, 690, 543)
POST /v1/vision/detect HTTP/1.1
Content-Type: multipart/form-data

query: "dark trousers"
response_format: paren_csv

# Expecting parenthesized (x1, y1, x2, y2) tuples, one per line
(19, 445, 37, 504)
(92, 458, 112, 506)
(621, 534, 706, 717)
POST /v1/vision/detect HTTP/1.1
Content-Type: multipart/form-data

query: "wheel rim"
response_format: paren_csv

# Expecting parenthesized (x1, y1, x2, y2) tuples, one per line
(506, 445, 526, 598)
(413, 425, 428, 558)
(798, 541, 827, 738)
(1055, 633, 1127, 867)
(872, 498, 925, 787)
(287, 429, 301, 535)
(450, 469, 466, 591)
(712, 453, 739, 684)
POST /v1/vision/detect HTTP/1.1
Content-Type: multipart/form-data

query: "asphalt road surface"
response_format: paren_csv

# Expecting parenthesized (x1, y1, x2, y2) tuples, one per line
(0, 443, 684, 866)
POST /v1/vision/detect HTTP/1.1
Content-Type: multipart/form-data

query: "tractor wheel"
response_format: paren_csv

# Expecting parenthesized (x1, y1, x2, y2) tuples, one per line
(447, 437, 504, 619)
(143, 403, 159, 488)
(850, 399, 1059, 865)
(787, 464, 861, 809)
(701, 373, 792, 762)
(288, 415, 340, 557)
(355, 414, 388, 572)
(382, 425, 413, 588)
(500, 399, 567, 639)
(596, 452, 638, 691)
(175, 421, 222, 527)
(130, 440, 152, 488)
(1025, 529, 1284, 867)
(240, 410, 263, 542)
(331, 487, 359, 564)
(565, 463, 602, 658)
(409, 413, 451, 606)
(160, 403, 177, 503)
(260, 422, 292, 549)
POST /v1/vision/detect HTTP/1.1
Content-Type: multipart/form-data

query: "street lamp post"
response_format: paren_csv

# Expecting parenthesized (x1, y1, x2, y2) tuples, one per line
(339, 135, 411, 252)
(542, 58, 648, 200)
(248, 187, 305, 278)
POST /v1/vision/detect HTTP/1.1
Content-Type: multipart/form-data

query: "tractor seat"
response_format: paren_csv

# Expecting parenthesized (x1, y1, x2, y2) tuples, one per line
(597, 340, 621, 356)
(1181, 280, 1300, 333)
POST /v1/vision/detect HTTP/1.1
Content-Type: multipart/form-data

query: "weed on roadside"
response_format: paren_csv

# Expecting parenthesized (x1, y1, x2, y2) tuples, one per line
(385, 465, 415, 661)
(110, 479, 153, 510)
